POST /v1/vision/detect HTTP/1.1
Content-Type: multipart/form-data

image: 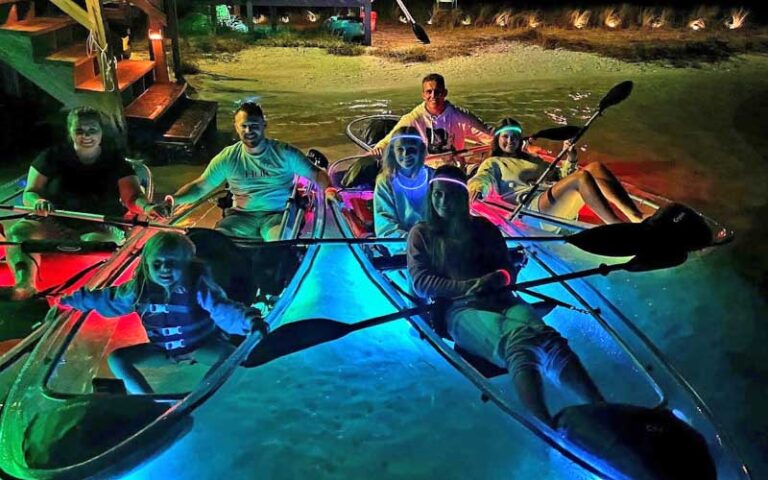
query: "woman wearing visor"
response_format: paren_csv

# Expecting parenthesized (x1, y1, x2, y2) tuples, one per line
(468, 118, 644, 224)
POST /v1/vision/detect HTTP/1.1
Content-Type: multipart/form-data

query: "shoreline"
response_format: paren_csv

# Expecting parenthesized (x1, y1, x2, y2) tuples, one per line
(187, 41, 768, 94)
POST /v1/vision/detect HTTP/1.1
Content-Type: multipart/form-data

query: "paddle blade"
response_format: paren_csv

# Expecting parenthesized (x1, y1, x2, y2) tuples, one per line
(643, 203, 714, 253)
(243, 319, 352, 367)
(598, 81, 634, 112)
(624, 250, 689, 272)
(566, 203, 713, 260)
(530, 126, 581, 141)
(566, 223, 654, 257)
(412, 23, 431, 44)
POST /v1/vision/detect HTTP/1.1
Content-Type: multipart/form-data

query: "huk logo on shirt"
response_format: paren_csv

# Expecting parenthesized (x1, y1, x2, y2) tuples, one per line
(426, 128, 452, 154)
(243, 167, 268, 178)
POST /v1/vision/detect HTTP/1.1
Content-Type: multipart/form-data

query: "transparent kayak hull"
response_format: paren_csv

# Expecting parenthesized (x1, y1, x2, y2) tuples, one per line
(328, 175, 750, 479)
(0, 184, 326, 480)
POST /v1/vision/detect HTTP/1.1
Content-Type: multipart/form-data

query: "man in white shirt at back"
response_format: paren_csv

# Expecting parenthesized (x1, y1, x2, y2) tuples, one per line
(371, 73, 493, 156)
(172, 103, 330, 240)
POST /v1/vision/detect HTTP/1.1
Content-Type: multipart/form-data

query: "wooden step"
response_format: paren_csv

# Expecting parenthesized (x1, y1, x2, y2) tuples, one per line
(0, 16, 73, 35)
(157, 99, 217, 149)
(45, 42, 97, 85)
(125, 82, 186, 121)
(75, 59, 154, 93)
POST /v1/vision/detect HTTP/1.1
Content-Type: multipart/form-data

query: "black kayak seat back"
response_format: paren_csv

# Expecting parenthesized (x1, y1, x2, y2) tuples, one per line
(340, 155, 380, 189)
(362, 118, 399, 147)
(186, 228, 255, 304)
(371, 253, 407, 271)
(127, 159, 154, 202)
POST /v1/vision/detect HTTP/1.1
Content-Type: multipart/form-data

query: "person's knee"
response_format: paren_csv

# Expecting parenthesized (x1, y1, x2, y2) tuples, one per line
(7, 221, 42, 241)
(584, 162, 606, 174)
(572, 170, 591, 184)
(262, 223, 283, 241)
(107, 349, 127, 373)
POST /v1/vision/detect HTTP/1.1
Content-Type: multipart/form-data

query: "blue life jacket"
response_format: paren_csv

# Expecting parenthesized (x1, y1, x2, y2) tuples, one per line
(136, 270, 217, 354)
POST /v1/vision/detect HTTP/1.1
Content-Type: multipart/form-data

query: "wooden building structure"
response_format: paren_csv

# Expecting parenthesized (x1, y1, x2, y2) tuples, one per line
(0, 0, 216, 155)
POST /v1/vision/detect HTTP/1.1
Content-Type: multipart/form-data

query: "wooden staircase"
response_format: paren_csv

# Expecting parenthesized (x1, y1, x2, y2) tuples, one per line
(0, 0, 216, 158)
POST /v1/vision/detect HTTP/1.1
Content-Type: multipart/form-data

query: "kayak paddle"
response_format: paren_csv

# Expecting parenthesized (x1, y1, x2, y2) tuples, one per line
(220, 202, 718, 258)
(243, 203, 715, 368)
(508, 81, 635, 223)
(394, 0, 431, 44)
(0, 205, 186, 232)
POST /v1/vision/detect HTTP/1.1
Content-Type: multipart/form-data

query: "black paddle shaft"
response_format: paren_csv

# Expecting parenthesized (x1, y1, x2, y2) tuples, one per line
(509, 81, 634, 223)
(244, 304, 434, 367)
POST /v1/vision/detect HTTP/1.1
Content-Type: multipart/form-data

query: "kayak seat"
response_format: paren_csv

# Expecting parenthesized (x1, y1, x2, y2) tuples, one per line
(342, 197, 374, 238)
(362, 118, 398, 147)
(341, 209, 372, 238)
(127, 159, 154, 202)
(187, 229, 256, 304)
(371, 253, 407, 271)
(350, 198, 373, 226)
(454, 345, 507, 378)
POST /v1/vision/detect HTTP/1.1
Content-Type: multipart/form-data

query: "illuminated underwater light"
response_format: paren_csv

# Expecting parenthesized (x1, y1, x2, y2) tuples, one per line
(604, 10, 621, 29)
(280, 14, 290, 24)
(495, 11, 511, 28)
(528, 14, 541, 29)
(305, 10, 318, 23)
(253, 14, 267, 24)
(398, 15, 408, 24)
(571, 10, 591, 29)
(461, 15, 472, 26)
(725, 8, 749, 30)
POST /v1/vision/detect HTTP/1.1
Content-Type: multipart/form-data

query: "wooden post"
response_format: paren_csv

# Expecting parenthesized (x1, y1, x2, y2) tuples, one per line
(149, 20, 170, 83)
(245, 0, 253, 32)
(363, 0, 371, 46)
(166, 0, 183, 81)
(84, 0, 127, 146)
(269, 5, 276, 31)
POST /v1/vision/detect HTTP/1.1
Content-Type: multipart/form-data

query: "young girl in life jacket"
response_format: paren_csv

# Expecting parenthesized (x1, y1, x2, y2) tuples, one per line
(59, 232, 267, 394)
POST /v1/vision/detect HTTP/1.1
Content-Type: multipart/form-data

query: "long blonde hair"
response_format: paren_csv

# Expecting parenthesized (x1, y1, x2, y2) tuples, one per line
(132, 232, 196, 302)
(380, 126, 427, 180)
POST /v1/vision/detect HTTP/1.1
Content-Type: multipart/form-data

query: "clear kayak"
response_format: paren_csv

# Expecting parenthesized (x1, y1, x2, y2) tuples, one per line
(0, 161, 157, 358)
(341, 114, 734, 244)
(328, 116, 751, 478)
(0, 179, 326, 480)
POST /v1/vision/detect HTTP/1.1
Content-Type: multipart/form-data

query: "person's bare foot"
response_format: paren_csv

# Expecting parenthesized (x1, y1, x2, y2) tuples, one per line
(0, 285, 38, 301)
(11, 285, 37, 301)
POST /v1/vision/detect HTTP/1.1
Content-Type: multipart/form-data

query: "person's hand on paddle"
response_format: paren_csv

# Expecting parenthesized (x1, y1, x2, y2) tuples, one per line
(466, 269, 511, 296)
(32, 198, 54, 217)
(246, 309, 269, 336)
(143, 202, 171, 220)
(325, 186, 341, 203)
(369, 146, 384, 157)
(559, 140, 579, 178)
(468, 183, 484, 203)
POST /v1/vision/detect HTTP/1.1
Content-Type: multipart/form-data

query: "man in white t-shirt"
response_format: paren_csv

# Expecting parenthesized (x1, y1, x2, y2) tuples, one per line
(172, 103, 330, 240)
(371, 73, 493, 156)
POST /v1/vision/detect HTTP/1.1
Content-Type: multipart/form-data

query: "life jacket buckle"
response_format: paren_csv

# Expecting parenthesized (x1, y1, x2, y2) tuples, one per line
(160, 326, 183, 336)
(162, 339, 186, 351)
(147, 304, 169, 314)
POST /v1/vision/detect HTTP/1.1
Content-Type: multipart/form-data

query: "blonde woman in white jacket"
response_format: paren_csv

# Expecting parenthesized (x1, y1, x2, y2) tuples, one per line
(468, 118, 644, 224)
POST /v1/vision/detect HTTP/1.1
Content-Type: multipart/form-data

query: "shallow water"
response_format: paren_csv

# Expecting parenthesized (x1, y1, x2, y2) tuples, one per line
(130, 56, 768, 479)
(3, 53, 764, 479)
